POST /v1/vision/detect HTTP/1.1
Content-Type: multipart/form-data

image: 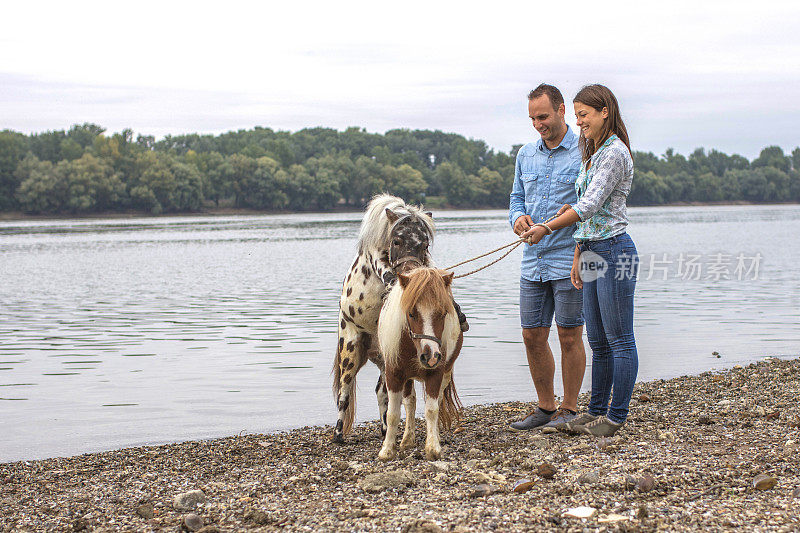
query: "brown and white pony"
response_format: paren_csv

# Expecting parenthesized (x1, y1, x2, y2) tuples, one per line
(377, 267, 463, 461)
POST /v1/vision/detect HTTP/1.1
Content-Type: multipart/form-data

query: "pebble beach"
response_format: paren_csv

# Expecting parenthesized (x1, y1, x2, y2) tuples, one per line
(2, 356, 799, 532)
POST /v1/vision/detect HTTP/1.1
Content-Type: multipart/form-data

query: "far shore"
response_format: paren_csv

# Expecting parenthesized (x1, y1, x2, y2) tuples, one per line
(2, 357, 798, 532)
(1, 201, 798, 224)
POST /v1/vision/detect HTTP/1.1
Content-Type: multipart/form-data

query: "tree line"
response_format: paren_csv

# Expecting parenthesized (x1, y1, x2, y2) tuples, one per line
(0, 123, 798, 215)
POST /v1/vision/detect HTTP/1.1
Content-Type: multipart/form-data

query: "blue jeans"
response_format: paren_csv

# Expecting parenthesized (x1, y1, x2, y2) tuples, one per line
(580, 232, 639, 424)
(520, 277, 584, 329)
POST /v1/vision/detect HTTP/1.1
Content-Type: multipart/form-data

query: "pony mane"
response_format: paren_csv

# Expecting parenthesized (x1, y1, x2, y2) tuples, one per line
(357, 194, 434, 253)
(399, 268, 452, 315)
(378, 267, 459, 368)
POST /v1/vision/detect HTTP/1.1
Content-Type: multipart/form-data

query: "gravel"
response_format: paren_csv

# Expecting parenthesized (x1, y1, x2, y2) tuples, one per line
(2, 356, 800, 532)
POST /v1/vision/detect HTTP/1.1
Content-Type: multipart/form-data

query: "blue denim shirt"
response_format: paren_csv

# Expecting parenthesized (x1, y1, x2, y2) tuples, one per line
(509, 126, 581, 282)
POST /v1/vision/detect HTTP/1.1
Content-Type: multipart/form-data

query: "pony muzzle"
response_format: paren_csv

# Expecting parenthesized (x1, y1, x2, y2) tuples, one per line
(407, 311, 445, 369)
(418, 341, 442, 368)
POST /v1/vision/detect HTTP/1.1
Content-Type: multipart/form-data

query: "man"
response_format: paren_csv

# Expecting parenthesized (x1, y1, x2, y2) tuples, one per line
(508, 84, 586, 430)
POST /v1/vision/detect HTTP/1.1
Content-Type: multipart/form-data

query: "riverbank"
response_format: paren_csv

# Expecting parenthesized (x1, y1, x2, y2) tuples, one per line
(2, 201, 799, 223)
(2, 357, 799, 532)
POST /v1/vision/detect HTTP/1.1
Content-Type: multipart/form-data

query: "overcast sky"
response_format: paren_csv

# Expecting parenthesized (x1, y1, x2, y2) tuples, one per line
(2, 0, 799, 159)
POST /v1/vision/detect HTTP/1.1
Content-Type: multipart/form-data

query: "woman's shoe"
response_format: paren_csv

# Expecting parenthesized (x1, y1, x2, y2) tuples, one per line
(576, 416, 622, 437)
(557, 412, 597, 434)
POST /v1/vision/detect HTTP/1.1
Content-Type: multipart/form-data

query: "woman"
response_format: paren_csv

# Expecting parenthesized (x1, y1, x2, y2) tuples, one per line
(520, 84, 638, 437)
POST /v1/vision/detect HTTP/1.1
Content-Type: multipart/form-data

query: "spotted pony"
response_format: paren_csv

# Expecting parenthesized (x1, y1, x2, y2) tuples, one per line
(332, 194, 435, 443)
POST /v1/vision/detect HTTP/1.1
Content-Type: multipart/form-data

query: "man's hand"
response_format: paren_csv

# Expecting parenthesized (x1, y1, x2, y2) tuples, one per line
(513, 215, 533, 235)
(520, 225, 547, 245)
(570, 262, 583, 290)
(571, 245, 583, 290)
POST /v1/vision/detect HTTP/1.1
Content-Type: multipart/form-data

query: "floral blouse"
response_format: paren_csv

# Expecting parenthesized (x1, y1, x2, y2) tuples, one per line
(572, 134, 634, 242)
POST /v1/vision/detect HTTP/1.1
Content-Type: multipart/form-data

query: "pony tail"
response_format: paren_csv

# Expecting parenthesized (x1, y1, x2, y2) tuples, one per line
(437, 378, 463, 431)
(332, 346, 341, 399)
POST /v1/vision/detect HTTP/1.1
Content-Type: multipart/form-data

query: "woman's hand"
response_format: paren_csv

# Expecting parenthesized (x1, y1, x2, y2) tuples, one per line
(570, 245, 583, 290)
(520, 225, 547, 245)
(557, 204, 572, 216)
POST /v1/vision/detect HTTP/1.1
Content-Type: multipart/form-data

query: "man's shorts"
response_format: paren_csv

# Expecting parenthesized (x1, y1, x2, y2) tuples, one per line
(520, 277, 584, 329)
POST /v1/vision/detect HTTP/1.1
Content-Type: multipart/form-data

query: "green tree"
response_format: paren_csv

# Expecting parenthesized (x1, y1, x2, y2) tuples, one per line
(688, 148, 711, 175)
(285, 164, 316, 210)
(128, 152, 204, 213)
(220, 154, 258, 207)
(475, 167, 509, 206)
(304, 156, 343, 210)
(752, 146, 791, 173)
(264, 139, 296, 167)
(382, 164, 427, 203)
(15, 156, 61, 213)
(309, 154, 355, 205)
(760, 167, 791, 202)
(185, 150, 226, 206)
(62, 153, 126, 212)
(662, 148, 690, 175)
(0, 130, 28, 209)
(29, 130, 66, 163)
(435, 162, 486, 206)
(67, 123, 105, 149)
(629, 170, 670, 205)
(789, 169, 800, 202)
(694, 172, 725, 202)
(60, 138, 84, 161)
(352, 156, 386, 204)
(91, 129, 141, 180)
(737, 169, 770, 202)
(240, 157, 288, 209)
(168, 159, 204, 211)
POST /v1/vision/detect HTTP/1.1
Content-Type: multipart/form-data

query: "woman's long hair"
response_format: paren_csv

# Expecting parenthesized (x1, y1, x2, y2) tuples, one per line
(573, 84, 631, 163)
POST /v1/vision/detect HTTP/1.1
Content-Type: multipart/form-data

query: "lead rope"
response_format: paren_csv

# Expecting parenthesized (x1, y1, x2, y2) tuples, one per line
(444, 213, 560, 279)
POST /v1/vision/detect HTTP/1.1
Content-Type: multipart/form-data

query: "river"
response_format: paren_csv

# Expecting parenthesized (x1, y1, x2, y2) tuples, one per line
(1, 205, 798, 462)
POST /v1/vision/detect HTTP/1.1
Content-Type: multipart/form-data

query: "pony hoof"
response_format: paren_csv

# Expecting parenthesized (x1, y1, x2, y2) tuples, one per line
(425, 448, 442, 461)
(332, 433, 345, 444)
(399, 438, 415, 450)
(378, 448, 396, 461)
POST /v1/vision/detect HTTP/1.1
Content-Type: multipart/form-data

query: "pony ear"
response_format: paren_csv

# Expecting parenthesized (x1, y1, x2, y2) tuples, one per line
(442, 271, 454, 287)
(385, 208, 400, 223)
(425, 211, 433, 219)
(398, 273, 411, 288)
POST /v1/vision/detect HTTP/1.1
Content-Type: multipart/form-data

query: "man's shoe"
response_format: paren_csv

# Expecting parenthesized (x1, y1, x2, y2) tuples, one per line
(557, 412, 598, 434)
(542, 408, 577, 428)
(575, 416, 622, 437)
(510, 408, 554, 431)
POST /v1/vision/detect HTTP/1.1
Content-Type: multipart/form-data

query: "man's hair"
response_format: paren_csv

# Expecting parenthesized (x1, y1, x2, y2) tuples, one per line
(527, 84, 564, 110)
